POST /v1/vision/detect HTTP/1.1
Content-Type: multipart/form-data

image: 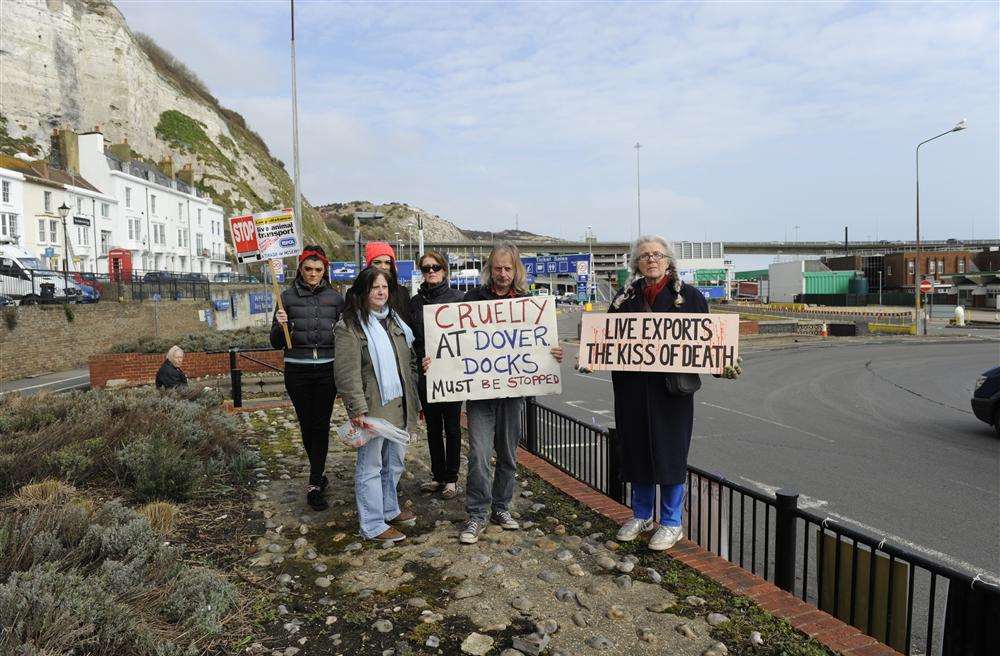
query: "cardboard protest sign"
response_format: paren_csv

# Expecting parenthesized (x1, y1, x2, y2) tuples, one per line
(255, 208, 299, 260)
(229, 214, 259, 263)
(579, 312, 739, 374)
(424, 298, 562, 402)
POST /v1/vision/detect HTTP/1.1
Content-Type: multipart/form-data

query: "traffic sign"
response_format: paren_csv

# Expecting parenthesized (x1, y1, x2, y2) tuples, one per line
(919, 279, 933, 293)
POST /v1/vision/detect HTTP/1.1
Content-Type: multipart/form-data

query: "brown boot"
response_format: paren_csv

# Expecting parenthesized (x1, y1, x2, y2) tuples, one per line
(391, 510, 416, 526)
(372, 526, 406, 542)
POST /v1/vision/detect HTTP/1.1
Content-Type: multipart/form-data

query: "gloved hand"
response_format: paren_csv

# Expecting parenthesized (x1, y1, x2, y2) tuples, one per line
(721, 357, 743, 379)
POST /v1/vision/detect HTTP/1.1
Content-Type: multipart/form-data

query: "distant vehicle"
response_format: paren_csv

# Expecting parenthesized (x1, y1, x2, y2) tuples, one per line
(971, 366, 1000, 436)
(0, 294, 14, 307)
(178, 272, 209, 283)
(142, 271, 176, 283)
(77, 283, 100, 304)
(946, 238, 961, 245)
(0, 243, 81, 304)
(558, 292, 580, 305)
(213, 272, 234, 283)
(71, 271, 99, 290)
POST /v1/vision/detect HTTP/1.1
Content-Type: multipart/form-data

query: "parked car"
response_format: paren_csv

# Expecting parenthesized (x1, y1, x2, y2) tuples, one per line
(142, 271, 176, 283)
(972, 366, 1000, 436)
(0, 244, 81, 304)
(178, 272, 209, 283)
(77, 283, 101, 303)
(558, 292, 580, 305)
(213, 272, 234, 283)
(0, 294, 15, 307)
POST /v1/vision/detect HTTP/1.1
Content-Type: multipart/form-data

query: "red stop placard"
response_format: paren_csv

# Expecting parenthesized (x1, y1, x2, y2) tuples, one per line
(919, 279, 933, 293)
(229, 214, 260, 262)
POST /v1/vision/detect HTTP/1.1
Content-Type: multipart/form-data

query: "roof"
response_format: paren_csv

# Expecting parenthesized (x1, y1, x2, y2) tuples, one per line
(943, 272, 1000, 286)
(0, 154, 101, 193)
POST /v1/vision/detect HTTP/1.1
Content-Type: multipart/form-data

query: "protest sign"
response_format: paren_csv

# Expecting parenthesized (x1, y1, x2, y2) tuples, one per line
(229, 214, 259, 263)
(255, 209, 299, 260)
(579, 312, 739, 374)
(424, 298, 562, 402)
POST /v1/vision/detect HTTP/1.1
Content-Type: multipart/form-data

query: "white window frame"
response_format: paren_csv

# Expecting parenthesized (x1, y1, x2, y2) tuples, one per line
(49, 220, 58, 243)
(1, 180, 9, 203)
(150, 194, 157, 215)
(38, 218, 46, 243)
(44, 191, 52, 212)
(101, 202, 109, 218)
(124, 187, 131, 208)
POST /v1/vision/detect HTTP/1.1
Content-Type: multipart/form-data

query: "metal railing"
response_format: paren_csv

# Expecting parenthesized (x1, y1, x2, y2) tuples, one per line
(227, 346, 284, 408)
(520, 397, 1000, 655)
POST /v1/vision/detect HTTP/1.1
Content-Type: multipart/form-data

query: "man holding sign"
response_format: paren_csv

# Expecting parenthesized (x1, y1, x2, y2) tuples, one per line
(423, 244, 563, 544)
(578, 236, 741, 552)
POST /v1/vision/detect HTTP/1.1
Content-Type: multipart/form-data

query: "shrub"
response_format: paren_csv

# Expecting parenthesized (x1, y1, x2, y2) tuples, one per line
(0, 497, 236, 654)
(0, 388, 246, 500)
(108, 326, 271, 354)
(139, 501, 180, 535)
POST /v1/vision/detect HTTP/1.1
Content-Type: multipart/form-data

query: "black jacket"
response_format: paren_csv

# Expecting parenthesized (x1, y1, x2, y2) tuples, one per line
(462, 285, 526, 303)
(270, 278, 344, 359)
(155, 360, 187, 389)
(410, 280, 465, 361)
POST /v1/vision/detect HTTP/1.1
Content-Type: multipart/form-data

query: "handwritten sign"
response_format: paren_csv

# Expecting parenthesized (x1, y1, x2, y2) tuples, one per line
(424, 298, 562, 402)
(579, 312, 739, 374)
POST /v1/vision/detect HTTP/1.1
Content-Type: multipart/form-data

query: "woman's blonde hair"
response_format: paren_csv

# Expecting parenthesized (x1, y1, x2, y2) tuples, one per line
(481, 243, 527, 294)
(418, 250, 450, 280)
(628, 235, 684, 307)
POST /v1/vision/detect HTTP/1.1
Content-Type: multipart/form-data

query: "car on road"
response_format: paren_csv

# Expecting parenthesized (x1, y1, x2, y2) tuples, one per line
(0, 244, 81, 304)
(0, 294, 14, 307)
(971, 366, 1000, 436)
(142, 271, 176, 284)
(178, 272, 209, 283)
(558, 292, 580, 305)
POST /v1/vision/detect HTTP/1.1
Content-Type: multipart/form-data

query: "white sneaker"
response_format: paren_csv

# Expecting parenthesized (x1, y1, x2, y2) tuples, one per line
(459, 519, 485, 544)
(490, 510, 520, 530)
(616, 516, 655, 542)
(648, 524, 683, 551)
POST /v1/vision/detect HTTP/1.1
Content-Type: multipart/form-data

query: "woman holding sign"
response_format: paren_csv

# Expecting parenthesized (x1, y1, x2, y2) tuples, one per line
(272, 246, 344, 511)
(604, 236, 741, 551)
(409, 251, 465, 499)
(334, 266, 420, 542)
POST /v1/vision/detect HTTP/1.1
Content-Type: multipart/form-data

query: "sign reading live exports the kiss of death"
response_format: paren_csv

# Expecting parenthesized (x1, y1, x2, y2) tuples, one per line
(579, 312, 740, 374)
(424, 298, 562, 402)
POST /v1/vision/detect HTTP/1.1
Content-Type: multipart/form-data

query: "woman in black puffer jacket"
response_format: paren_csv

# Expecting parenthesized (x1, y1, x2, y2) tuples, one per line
(409, 250, 465, 498)
(271, 245, 344, 510)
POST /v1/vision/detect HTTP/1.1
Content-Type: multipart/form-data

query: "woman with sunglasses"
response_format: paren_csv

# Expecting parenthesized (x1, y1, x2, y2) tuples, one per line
(409, 251, 464, 498)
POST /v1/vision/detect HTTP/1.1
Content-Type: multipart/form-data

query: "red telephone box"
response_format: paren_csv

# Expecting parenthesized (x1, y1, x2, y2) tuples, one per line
(108, 249, 133, 282)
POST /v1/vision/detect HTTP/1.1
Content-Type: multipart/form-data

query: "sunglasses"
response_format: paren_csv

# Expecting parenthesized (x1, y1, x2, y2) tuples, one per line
(421, 264, 444, 273)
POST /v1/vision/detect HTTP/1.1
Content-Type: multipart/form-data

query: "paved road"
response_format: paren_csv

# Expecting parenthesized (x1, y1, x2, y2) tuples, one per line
(551, 313, 999, 581)
(0, 368, 90, 396)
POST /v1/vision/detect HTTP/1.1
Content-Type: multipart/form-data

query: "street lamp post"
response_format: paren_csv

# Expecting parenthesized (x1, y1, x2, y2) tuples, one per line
(915, 119, 966, 334)
(586, 225, 595, 301)
(58, 202, 71, 295)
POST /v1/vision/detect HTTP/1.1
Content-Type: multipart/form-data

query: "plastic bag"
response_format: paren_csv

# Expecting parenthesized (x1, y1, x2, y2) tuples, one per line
(337, 417, 412, 449)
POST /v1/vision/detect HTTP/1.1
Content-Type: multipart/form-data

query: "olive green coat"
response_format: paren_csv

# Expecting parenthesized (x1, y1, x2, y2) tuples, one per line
(333, 316, 420, 433)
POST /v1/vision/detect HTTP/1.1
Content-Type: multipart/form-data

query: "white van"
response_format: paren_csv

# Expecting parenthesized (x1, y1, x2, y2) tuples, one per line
(0, 243, 81, 304)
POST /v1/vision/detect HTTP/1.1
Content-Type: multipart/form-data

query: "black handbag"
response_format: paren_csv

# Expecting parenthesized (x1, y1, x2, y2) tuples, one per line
(664, 372, 702, 396)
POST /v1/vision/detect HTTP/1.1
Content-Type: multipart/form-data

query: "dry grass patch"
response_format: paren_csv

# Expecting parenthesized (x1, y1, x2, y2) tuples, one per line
(139, 501, 180, 536)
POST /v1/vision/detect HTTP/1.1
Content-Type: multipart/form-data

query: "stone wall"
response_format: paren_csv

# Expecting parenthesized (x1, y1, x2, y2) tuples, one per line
(0, 300, 209, 381)
(89, 349, 284, 389)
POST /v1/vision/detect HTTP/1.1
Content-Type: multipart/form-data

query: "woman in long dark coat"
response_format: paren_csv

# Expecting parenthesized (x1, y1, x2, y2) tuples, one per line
(606, 235, 741, 551)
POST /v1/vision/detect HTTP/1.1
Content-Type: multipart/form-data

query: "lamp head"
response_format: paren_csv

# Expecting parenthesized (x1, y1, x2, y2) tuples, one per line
(57, 203, 71, 219)
(953, 119, 967, 132)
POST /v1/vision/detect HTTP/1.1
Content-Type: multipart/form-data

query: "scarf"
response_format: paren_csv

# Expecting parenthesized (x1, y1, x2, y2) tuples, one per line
(358, 306, 415, 406)
(643, 275, 669, 308)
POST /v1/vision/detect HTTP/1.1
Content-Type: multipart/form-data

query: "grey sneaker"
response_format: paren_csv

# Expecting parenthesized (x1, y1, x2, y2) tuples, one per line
(459, 519, 485, 544)
(616, 516, 655, 542)
(648, 524, 683, 551)
(490, 510, 520, 530)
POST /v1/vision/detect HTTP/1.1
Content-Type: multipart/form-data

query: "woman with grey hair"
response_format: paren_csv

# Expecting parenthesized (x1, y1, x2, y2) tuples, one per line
(603, 235, 740, 551)
(155, 345, 188, 389)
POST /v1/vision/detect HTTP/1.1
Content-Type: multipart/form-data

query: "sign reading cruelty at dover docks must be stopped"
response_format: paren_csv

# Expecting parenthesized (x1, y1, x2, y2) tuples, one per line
(579, 312, 740, 374)
(424, 298, 562, 402)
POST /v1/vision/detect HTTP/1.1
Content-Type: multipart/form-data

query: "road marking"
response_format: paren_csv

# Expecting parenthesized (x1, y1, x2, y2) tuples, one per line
(573, 372, 612, 383)
(737, 476, 1000, 584)
(0, 374, 90, 395)
(699, 401, 835, 444)
(564, 400, 615, 417)
(948, 478, 1000, 497)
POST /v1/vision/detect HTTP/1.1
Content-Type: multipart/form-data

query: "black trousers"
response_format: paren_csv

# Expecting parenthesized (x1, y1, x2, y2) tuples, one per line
(284, 361, 336, 487)
(419, 376, 463, 484)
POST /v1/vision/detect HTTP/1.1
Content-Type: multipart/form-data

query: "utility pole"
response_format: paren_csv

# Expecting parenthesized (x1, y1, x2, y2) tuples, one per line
(634, 142, 642, 237)
(290, 0, 303, 240)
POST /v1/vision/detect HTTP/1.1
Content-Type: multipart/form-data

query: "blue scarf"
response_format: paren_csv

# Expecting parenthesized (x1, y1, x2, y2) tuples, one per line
(359, 306, 414, 406)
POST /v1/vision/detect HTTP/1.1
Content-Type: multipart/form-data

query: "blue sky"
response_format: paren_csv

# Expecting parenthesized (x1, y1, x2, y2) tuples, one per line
(118, 1, 998, 250)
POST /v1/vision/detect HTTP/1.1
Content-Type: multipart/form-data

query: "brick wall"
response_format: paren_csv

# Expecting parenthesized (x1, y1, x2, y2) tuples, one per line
(738, 320, 758, 335)
(0, 300, 209, 382)
(89, 349, 285, 389)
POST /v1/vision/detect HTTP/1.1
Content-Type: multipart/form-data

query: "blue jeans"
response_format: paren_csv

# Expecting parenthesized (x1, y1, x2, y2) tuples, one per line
(355, 436, 407, 538)
(631, 483, 685, 527)
(466, 397, 523, 522)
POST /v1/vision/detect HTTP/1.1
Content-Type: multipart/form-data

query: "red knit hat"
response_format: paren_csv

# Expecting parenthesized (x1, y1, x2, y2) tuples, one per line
(364, 241, 396, 267)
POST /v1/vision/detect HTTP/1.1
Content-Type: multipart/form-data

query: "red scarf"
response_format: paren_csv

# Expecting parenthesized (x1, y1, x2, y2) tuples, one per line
(491, 285, 517, 298)
(643, 275, 669, 308)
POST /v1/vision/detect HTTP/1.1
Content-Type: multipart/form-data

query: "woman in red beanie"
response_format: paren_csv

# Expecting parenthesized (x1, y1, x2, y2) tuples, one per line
(364, 241, 411, 320)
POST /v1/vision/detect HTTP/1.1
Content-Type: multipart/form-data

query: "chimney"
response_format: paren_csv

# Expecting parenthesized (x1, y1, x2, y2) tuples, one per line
(56, 128, 80, 175)
(177, 163, 195, 185)
(158, 154, 174, 179)
(109, 138, 131, 162)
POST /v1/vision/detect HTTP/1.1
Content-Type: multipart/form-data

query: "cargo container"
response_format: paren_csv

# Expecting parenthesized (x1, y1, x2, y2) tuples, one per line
(803, 271, 858, 295)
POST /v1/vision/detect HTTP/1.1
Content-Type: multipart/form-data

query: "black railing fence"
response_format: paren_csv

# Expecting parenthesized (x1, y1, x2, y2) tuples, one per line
(520, 397, 1000, 656)
(226, 347, 284, 408)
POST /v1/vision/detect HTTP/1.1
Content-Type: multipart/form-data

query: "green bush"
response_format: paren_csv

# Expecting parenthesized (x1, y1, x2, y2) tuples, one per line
(0, 387, 253, 500)
(108, 326, 272, 354)
(0, 497, 237, 654)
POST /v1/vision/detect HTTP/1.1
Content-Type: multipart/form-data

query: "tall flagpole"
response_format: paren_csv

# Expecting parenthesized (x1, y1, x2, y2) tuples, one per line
(290, 0, 303, 240)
